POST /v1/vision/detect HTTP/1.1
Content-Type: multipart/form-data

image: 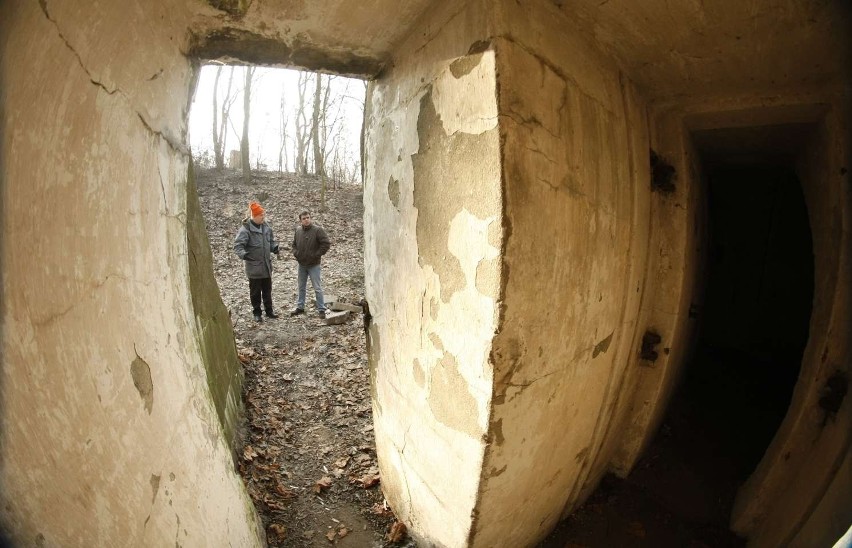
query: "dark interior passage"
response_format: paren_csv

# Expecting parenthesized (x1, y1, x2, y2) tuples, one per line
(689, 165, 814, 478)
(542, 159, 815, 547)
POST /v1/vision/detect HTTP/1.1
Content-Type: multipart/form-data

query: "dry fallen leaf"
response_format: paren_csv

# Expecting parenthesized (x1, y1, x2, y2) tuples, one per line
(370, 502, 393, 517)
(267, 523, 286, 541)
(325, 530, 336, 542)
(351, 471, 380, 489)
(334, 456, 350, 468)
(313, 476, 333, 494)
(243, 445, 259, 462)
(274, 482, 296, 499)
(337, 527, 349, 538)
(387, 521, 407, 544)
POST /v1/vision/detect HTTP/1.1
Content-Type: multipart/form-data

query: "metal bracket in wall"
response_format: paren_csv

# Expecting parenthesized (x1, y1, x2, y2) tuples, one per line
(640, 330, 663, 363)
(650, 150, 676, 194)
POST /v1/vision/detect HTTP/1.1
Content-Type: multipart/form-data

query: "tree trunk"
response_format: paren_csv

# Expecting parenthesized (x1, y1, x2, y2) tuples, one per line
(278, 90, 288, 174)
(295, 72, 311, 176)
(241, 66, 254, 184)
(212, 66, 236, 170)
(212, 66, 223, 170)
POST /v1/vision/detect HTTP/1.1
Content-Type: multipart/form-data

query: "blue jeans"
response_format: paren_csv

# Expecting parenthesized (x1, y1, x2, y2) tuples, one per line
(297, 264, 326, 311)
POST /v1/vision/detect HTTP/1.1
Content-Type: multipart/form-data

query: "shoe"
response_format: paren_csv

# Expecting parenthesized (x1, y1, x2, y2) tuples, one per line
(266, 311, 279, 319)
(290, 308, 305, 316)
(318, 310, 327, 319)
(253, 313, 263, 323)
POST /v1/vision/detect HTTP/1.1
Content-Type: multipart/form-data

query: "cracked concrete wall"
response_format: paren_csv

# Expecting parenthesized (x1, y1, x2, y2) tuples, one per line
(0, 1, 262, 545)
(363, 1, 500, 545)
(470, 3, 653, 546)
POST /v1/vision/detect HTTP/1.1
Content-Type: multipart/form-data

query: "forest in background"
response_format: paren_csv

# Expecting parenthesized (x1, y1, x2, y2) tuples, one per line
(189, 64, 366, 194)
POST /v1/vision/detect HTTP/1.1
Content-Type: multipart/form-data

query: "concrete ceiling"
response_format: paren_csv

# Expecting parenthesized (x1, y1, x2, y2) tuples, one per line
(191, 0, 438, 76)
(192, 0, 851, 94)
(552, 0, 851, 101)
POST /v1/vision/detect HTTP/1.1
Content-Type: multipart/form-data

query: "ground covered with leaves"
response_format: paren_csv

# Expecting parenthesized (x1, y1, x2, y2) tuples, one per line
(196, 168, 409, 548)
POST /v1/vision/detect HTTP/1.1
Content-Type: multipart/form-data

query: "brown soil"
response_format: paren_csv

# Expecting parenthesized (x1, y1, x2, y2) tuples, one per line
(196, 167, 412, 548)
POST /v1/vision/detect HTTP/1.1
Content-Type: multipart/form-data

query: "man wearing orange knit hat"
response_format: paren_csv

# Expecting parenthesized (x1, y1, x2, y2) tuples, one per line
(234, 201, 280, 322)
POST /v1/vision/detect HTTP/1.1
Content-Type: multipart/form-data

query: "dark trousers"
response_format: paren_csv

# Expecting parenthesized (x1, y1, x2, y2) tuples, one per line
(249, 277, 273, 315)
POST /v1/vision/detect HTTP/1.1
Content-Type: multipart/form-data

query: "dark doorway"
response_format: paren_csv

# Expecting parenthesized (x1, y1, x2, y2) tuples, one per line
(690, 164, 814, 479)
(541, 129, 816, 547)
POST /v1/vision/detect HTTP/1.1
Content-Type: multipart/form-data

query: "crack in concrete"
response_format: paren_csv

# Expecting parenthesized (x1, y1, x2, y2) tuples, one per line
(502, 109, 561, 141)
(39, 0, 190, 159)
(138, 113, 191, 157)
(38, 0, 119, 96)
(399, 424, 415, 517)
(31, 274, 127, 328)
(501, 370, 558, 403)
(497, 34, 618, 118)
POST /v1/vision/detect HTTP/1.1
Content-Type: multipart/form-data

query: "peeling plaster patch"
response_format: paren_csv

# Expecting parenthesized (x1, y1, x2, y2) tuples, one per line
(430, 298, 439, 320)
(592, 331, 614, 358)
(434, 51, 499, 136)
(412, 88, 497, 302)
(206, 0, 251, 16)
(388, 176, 400, 209)
(429, 333, 444, 351)
(130, 356, 154, 414)
(467, 39, 491, 55)
(491, 418, 505, 446)
(428, 352, 480, 438)
(489, 465, 507, 478)
(450, 53, 485, 79)
(150, 474, 161, 503)
(413, 359, 425, 388)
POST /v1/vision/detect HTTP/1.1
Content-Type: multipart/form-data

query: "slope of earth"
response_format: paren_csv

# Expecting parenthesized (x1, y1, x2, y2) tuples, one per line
(195, 167, 410, 547)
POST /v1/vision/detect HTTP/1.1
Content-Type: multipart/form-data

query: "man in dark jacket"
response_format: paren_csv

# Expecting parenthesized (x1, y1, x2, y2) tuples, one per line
(290, 210, 331, 318)
(234, 201, 280, 322)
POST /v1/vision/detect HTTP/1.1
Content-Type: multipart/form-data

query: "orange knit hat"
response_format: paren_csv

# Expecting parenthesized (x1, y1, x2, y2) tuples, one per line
(249, 202, 264, 217)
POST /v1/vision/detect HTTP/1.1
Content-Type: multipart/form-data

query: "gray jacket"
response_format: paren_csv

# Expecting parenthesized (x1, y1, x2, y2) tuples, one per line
(234, 219, 279, 279)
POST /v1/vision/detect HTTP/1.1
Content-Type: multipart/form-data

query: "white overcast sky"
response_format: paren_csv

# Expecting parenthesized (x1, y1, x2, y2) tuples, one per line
(188, 64, 366, 177)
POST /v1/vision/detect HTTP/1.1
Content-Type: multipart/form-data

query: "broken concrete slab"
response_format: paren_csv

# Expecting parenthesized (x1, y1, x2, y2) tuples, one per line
(330, 302, 363, 313)
(324, 310, 351, 326)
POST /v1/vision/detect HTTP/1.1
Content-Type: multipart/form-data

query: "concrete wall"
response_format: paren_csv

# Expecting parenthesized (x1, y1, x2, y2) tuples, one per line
(2, 0, 850, 546)
(470, 3, 655, 545)
(363, 1, 501, 545)
(0, 1, 262, 545)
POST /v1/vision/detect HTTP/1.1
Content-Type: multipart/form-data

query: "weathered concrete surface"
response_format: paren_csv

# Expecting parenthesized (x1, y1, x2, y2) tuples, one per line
(470, 3, 653, 545)
(187, 162, 245, 447)
(0, 1, 262, 545)
(2, 0, 852, 546)
(189, 0, 437, 76)
(363, 1, 500, 545)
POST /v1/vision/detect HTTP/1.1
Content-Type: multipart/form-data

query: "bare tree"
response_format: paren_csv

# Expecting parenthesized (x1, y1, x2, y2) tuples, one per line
(294, 72, 312, 176)
(278, 89, 289, 174)
(211, 65, 236, 170)
(241, 66, 255, 183)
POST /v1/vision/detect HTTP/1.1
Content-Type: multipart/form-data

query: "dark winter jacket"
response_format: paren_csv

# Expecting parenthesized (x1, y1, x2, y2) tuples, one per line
(234, 219, 280, 279)
(292, 224, 330, 266)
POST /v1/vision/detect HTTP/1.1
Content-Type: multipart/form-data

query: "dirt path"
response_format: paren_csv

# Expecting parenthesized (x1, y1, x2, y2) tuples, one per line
(197, 168, 408, 547)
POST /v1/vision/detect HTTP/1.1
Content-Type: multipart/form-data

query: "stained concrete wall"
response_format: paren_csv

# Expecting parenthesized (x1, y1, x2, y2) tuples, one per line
(363, 1, 501, 545)
(0, 1, 262, 545)
(471, 3, 655, 545)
